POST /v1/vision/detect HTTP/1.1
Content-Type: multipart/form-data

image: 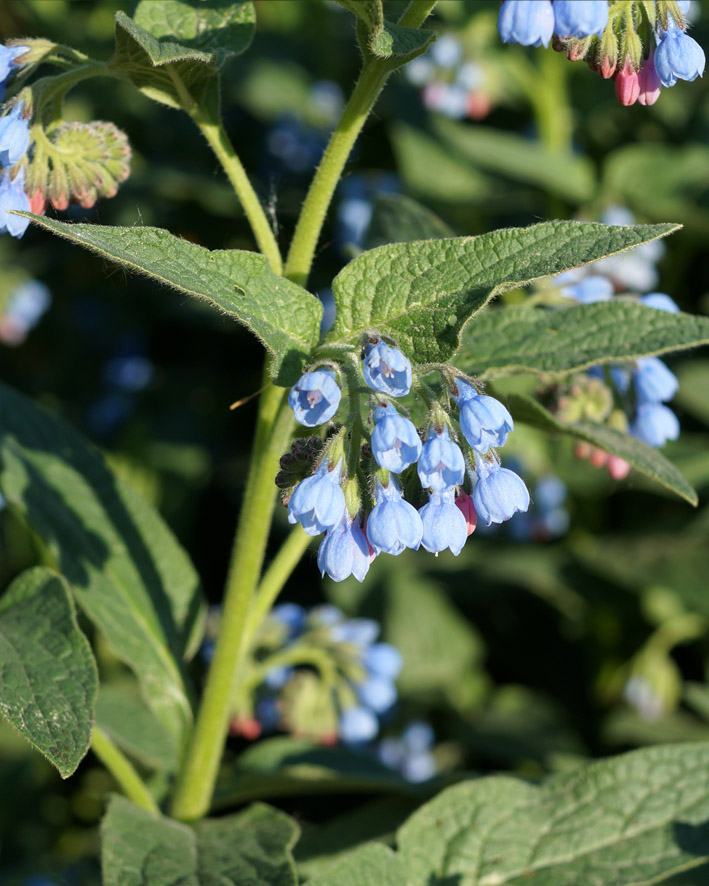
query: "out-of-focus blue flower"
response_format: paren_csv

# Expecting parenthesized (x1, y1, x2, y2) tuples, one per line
(255, 697, 281, 733)
(655, 22, 705, 87)
(641, 292, 680, 313)
(308, 80, 344, 125)
(86, 390, 134, 436)
(634, 357, 678, 404)
(318, 288, 336, 334)
(362, 341, 412, 397)
(2, 279, 50, 343)
(371, 403, 422, 473)
(267, 115, 324, 173)
(288, 458, 346, 536)
(289, 369, 341, 427)
(336, 196, 372, 248)
(417, 426, 465, 492)
(419, 488, 468, 555)
(103, 356, 154, 391)
(456, 379, 513, 453)
(331, 617, 380, 646)
(317, 514, 371, 582)
(356, 676, 397, 713)
(0, 101, 30, 167)
(272, 603, 307, 637)
(553, 1, 609, 38)
(364, 643, 403, 679)
(560, 275, 614, 304)
(631, 402, 680, 447)
(0, 166, 30, 238)
(498, 0, 554, 47)
(308, 604, 345, 627)
(473, 457, 530, 526)
(264, 665, 293, 690)
(378, 720, 436, 782)
(534, 475, 567, 510)
(367, 476, 423, 556)
(339, 705, 379, 744)
(430, 34, 464, 69)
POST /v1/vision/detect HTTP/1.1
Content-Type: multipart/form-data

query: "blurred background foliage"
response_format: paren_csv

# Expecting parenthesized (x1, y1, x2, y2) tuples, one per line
(1, 0, 709, 882)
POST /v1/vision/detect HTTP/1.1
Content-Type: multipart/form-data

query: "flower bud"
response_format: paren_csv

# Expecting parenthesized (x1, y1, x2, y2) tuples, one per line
(615, 57, 641, 106)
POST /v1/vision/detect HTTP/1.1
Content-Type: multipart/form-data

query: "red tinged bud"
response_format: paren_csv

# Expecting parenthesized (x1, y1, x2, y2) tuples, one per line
(615, 57, 640, 105)
(28, 188, 46, 215)
(455, 491, 477, 537)
(589, 447, 610, 469)
(638, 48, 662, 106)
(600, 54, 616, 79)
(607, 455, 631, 480)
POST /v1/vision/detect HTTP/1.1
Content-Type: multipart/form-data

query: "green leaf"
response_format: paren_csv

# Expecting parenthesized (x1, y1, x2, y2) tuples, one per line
(676, 360, 709, 425)
(0, 567, 97, 778)
(0, 381, 203, 747)
(368, 21, 435, 61)
(455, 302, 709, 379)
(214, 736, 416, 808)
(102, 795, 299, 886)
(308, 843, 404, 886)
(433, 117, 596, 203)
(95, 684, 179, 772)
(397, 743, 709, 885)
(110, 1, 255, 110)
(21, 217, 322, 385)
(326, 221, 679, 364)
(504, 391, 697, 505)
(333, 0, 383, 32)
(364, 193, 454, 250)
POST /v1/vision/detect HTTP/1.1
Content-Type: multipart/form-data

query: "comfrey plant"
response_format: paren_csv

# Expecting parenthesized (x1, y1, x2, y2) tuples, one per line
(1, 1, 709, 882)
(498, 0, 704, 106)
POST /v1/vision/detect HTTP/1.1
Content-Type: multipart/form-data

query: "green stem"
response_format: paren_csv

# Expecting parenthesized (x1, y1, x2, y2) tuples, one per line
(245, 645, 339, 692)
(92, 727, 159, 815)
(243, 525, 313, 650)
(530, 49, 572, 155)
(170, 380, 295, 821)
(283, 0, 438, 286)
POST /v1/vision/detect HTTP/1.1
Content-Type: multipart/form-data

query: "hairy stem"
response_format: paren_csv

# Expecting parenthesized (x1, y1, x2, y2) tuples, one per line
(92, 727, 159, 815)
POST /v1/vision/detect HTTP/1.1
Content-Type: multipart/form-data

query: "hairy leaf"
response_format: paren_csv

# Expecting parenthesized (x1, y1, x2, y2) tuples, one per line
(308, 843, 404, 886)
(0, 381, 202, 746)
(326, 221, 679, 364)
(456, 302, 709, 378)
(397, 743, 709, 885)
(20, 217, 321, 385)
(504, 391, 697, 505)
(0, 567, 97, 778)
(102, 796, 299, 885)
(110, 1, 255, 110)
(368, 21, 435, 61)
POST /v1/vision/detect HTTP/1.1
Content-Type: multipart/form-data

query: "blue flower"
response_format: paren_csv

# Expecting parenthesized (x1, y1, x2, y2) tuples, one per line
(498, 0, 555, 47)
(371, 403, 422, 473)
(378, 720, 436, 782)
(288, 458, 346, 536)
(553, 1, 609, 38)
(272, 603, 307, 637)
(356, 676, 397, 713)
(633, 357, 678, 404)
(339, 705, 379, 744)
(655, 25, 705, 88)
(534, 475, 567, 510)
(317, 514, 371, 582)
(419, 489, 468, 555)
(366, 476, 423, 555)
(331, 617, 380, 646)
(631, 403, 680, 447)
(0, 167, 30, 238)
(417, 426, 465, 492)
(0, 44, 28, 87)
(362, 341, 412, 397)
(473, 457, 530, 525)
(640, 292, 680, 313)
(560, 275, 614, 304)
(288, 369, 341, 427)
(455, 379, 514, 453)
(264, 665, 293, 690)
(363, 642, 403, 679)
(0, 101, 30, 167)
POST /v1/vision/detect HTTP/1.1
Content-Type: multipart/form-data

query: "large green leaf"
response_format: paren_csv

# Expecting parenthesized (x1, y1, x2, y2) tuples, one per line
(0, 381, 202, 746)
(396, 743, 709, 885)
(110, 1, 255, 111)
(325, 221, 679, 364)
(309, 843, 404, 886)
(504, 391, 697, 505)
(0, 567, 97, 778)
(455, 302, 709, 378)
(101, 796, 299, 886)
(21, 217, 322, 385)
(434, 117, 596, 203)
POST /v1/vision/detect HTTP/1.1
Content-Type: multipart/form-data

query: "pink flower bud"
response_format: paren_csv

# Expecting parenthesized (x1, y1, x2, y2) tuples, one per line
(615, 57, 640, 106)
(574, 441, 593, 460)
(606, 455, 631, 480)
(455, 491, 477, 537)
(589, 447, 609, 469)
(229, 716, 262, 740)
(466, 92, 491, 121)
(600, 55, 616, 79)
(638, 48, 662, 106)
(28, 188, 46, 215)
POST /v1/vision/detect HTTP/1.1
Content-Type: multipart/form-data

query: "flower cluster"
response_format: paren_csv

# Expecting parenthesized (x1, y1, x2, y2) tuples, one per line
(0, 42, 31, 239)
(377, 721, 437, 782)
(406, 34, 491, 121)
(215, 603, 404, 746)
(498, 1, 704, 107)
(283, 338, 530, 583)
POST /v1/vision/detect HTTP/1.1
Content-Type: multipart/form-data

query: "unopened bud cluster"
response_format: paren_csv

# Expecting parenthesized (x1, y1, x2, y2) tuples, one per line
(282, 338, 530, 583)
(498, 1, 704, 107)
